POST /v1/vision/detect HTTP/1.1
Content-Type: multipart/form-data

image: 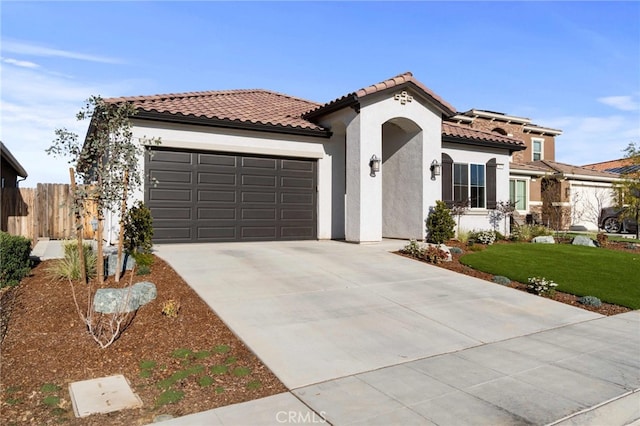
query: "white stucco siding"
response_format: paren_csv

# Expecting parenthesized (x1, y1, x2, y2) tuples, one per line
(442, 143, 512, 233)
(129, 119, 338, 240)
(569, 181, 616, 230)
(347, 91, 443, 242)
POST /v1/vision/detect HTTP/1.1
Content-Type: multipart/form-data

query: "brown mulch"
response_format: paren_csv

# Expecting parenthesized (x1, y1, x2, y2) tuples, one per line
(398, 240, 633, 317)
(0, 257, 287, 425)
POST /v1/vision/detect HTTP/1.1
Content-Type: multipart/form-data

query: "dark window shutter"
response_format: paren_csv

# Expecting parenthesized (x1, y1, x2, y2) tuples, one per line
(486, 158, 497, 209)
(442, 153, 453, 207)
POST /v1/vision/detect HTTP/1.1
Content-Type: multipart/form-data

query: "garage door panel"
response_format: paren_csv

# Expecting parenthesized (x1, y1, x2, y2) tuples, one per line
(198, 190, 236, 203)
(241, 208, 276, 220)
(282, 159, 314, 171)
(241, 226, 277, 239)
(242, 157, 277, 170)
(197, 227, 236, 240)
(242, 192, 276, 203)
(152, 207, 192, 220)
(199, 172, 236, 186)
(198, 208, 236, 220)
(281, 176, 314, 189)
(199, 153, 237, 167)
(242, 175, 277, 187)
(281, 192, 314, 205)
(147, 148, 316, 243)
(149, 188, 192, 202)
(150, 170, 192, 184)
(150, 151, 193, 164)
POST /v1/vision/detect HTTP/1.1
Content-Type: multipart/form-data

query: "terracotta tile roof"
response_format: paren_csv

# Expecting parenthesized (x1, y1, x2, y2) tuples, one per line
(106, 89, 324, 132)
(510, 161, 552, 173)
(512, 160, 621, 179)
(305, 72, 456, 119)
(442, 122, 525, 149)
(583, 158, 633, 172)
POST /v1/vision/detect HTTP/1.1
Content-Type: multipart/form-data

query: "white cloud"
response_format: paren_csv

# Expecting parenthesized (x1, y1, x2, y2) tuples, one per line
(549, 114, 640, 166)
(2, 40, 123, 64)
(0, 63, 146, 185)
(1, 57, 40, 69)
(598, 95, 639, 112)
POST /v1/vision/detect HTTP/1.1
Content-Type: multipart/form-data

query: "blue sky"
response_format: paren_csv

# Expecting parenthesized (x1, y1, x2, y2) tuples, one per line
(2, 1, 639, 185)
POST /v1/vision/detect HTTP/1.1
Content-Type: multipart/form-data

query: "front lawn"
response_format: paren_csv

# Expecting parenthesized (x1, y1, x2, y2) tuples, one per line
(460, 243, 640, 309)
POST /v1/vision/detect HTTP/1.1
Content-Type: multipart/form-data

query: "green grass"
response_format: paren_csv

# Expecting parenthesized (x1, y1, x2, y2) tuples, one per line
(460, 243, 640, 309)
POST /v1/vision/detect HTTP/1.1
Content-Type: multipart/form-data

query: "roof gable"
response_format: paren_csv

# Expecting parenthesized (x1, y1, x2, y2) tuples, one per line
(304, 72, 456, 120)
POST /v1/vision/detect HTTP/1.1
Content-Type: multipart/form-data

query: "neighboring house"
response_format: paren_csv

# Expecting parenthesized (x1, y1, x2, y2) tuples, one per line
(584, 158, 639, 175)
(449, 111, 622, 231)
(99, 72, 527, 243)
(0, 141, 28, 189)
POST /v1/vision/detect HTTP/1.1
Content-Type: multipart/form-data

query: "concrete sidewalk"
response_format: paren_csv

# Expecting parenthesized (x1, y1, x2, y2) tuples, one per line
(153, 240, 639, 425)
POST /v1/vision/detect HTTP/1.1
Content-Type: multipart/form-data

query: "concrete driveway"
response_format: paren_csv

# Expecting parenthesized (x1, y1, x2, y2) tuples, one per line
(155, 240, 639, 425)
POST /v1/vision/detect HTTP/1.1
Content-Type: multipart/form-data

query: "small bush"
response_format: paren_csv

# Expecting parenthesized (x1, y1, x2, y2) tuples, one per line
(578, 295, 602, 307)
(0, 232, 32, 288)
(596, 233, 608, 248)
(423, 245, 449, 264)
(511, 224, 553, 242)
(471, 230, 497, 245)
(124, 202, 154, 255)
(492, 275, 511, 285)
(48, 240, 97, 281)
(400, 239, 425, 258)
(526, 276, 558, 297)
(449, 246, 463, 255)
(162, 299, 180, 318)
(456, 229, 472, 244)
(426, 201, 455, 244)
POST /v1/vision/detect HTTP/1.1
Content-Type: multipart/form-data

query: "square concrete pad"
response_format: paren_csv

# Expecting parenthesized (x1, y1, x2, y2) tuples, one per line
(69, 374, 142, 418)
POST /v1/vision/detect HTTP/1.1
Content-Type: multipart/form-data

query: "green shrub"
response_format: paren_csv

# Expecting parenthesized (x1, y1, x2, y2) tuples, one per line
(526, 276, 558, 297)
(456, 229, 472, 244)
(400, 239, 425, 258)
(449, 246, 463, 255)
(425, 201, 455, 244)
(0, 232, 32, 288)
(510, 224, 553, 242)
(578, 295, 602, 307)
(48, 240, 96, 281)
(124, 202, 154, 255)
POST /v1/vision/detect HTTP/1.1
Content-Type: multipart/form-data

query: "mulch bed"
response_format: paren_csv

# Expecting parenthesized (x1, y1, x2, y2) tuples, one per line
(398, 239, 633, 317)
(0, 257, 287, 425)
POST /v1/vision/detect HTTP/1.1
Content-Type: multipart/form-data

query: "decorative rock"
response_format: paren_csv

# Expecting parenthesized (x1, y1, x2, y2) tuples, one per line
(106, 253, 136, 277)
(93, 282, 157, 314)
(572, 235, 597, 247)
(532, 236, 555, 244)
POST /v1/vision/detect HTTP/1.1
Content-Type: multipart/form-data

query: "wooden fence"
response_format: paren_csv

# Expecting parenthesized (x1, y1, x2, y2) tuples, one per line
(1, 184, 98, 244)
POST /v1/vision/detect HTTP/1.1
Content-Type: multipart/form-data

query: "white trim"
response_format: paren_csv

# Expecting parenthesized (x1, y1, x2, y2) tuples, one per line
(523, 125, 562, 136)
(142, 138, 325, 159)
(510, 177, 528, 213)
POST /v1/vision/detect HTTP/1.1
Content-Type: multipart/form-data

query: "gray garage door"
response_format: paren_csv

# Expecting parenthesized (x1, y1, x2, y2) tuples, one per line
(145, 148, 317, 243)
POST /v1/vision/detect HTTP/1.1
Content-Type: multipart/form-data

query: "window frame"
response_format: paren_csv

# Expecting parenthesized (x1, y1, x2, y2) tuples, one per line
(532, 138, 544, 161)
(509, 178, 528, 212)
(453, 162, 486, 209)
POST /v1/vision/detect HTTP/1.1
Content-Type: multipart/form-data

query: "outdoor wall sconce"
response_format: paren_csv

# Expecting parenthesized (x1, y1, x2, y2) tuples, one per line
(369, 155, 381, 177)
(430, 159, 441, 180)
(90, 218, 99, 232)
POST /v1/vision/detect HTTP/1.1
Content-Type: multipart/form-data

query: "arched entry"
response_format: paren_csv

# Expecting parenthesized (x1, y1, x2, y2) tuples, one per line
(382, 117, 423, 239)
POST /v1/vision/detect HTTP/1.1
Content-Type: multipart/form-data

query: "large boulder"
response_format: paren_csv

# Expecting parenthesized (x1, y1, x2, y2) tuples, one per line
(572, 235, 597, 247)
(532, 236, 555, 244)
(93, 281, 157, 314)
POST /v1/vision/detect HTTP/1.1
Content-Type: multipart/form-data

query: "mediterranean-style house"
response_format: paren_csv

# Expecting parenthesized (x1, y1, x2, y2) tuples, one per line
(96, 72, 617, 244)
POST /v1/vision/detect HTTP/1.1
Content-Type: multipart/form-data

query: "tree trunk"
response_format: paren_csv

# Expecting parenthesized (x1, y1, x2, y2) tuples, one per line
(69, 168, 86, 284)
(114, 171, 129, 283)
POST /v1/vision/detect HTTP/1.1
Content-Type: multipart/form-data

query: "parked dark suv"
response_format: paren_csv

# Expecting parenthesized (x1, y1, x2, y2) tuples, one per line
(599, 207, 639, 233)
